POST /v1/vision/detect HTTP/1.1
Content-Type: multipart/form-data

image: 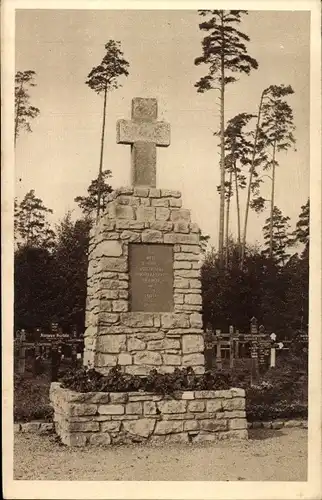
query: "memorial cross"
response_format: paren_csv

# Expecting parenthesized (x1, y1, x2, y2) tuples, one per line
(116, 97, 170, 187)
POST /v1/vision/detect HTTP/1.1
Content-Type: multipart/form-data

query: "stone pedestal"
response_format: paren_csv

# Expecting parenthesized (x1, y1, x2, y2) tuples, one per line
(83, 186, 205, 376)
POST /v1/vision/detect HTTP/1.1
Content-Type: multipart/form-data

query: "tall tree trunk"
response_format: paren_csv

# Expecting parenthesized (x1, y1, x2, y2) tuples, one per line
(233, 160, 241, 256)
(96, 84, 108, 222)
(225, 169, 233, 267)
(269, 141, 277, 259)
(218, 13, 226, 267)
(241, 89, 266, 267)
(14, 83, 23, 145)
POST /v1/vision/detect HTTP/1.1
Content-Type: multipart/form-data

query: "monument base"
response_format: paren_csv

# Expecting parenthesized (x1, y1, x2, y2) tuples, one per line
(84, 187, 205, 376)
(50, 383, 248, 447)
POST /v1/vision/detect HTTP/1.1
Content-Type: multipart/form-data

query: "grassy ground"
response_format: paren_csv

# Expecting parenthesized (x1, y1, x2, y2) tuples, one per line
(14, 427, 307, 481)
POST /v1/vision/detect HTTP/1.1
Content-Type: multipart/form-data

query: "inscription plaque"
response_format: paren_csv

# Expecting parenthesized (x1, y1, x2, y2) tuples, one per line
(129, 244, 174, 312)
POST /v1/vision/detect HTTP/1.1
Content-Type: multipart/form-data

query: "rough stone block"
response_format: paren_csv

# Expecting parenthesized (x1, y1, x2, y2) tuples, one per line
(136, 206, 156, 221)
(184, 420, 199, 431)
(182, 353, 204, 366)
(199, 419, 227, 432)
(161, 313, 189, 328)
(174, 222, 189, 233)
(170, 209, 191, 222)
(157, 400, 187, 414)
(120, 230, 141, 242)
(148, 338, 180, 350)
(143, 401, 157, 415)
(155, 207, 170, 220)
(224, 410, 246, 419)
(65, 433, 88, 447)
(162, 354, 181, 365)
(123, 418, 156, 438)
(184, 294, 202, 305)
(206, 400, 223, 412)
(271, 420, 284, 430)
(98, 404, 125, 415)
(95, 240, 123, 257)
(68, 404, 98, 417)
(134, 187, 149, 197)
(230, 388, 246, 398)
(112, 300, 128, 313)
(229, 418, 248, 430)
(169, 198, 182, 208)
(99, 335, 126, 353)
(182, 334, 204, 353)
(154, 421, 184, 435)
(222, 398, 246, 411)
(283, 419, 303, 428)
(134, 351, 162, 365)
(142, 229, 163, 242)
(21, 422, 40, 432)
(118, 353, 133, 365)
(95, 353, 117, 366)
(126, 402, 143, 414)
(101, 257, 127, 272)
(174, 293, 184, 304)
(127, 337, 146, 351)
(151, 198, 169, 207)
(89, 433, 111, 446)
(174, 260, 192, 269)
(101, 421, 121, 432)
(110, 393, 128, 403)
(190, 313, 203, 328)
(173, 278, 190, 289)
(69, 421, 100, 432)
(121, 313, 154, 328)
(188, 400, 205, 412)
(150, 220, 173, 231)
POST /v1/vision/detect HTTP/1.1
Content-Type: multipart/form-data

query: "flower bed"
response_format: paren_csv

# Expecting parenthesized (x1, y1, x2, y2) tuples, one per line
(50, 382, 248, 446)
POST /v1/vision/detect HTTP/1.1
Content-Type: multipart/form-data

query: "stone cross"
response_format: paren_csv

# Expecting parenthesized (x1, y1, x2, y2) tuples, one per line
(116, 97, 170, 187)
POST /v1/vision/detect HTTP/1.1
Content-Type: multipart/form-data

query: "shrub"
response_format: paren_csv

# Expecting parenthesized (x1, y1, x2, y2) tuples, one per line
(59, 365, 232, 394)
(14, 372, 53, 422)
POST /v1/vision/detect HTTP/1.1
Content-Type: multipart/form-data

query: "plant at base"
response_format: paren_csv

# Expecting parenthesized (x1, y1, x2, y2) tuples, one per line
(261, 206, 291, 265)
(15, 190, 55, 249)
(74, 169, 113, 221)
(194, 10, 258, 267)
(86, 40, 129, 220)
(15, 70, 40, 144)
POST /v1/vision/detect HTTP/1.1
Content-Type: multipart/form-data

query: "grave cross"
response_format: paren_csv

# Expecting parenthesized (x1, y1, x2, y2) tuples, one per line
(116, 97, 170, 187)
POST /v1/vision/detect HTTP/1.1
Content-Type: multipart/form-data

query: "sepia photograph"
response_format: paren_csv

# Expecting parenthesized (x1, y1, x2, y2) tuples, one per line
(2, 1, 321, 498)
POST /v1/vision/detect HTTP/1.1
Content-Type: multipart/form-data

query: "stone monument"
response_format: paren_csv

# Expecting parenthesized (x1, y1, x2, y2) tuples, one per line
(83, 97, 205, 376)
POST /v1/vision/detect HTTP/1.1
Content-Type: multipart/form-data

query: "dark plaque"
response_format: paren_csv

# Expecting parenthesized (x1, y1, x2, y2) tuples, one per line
(129, 244, 173, 312)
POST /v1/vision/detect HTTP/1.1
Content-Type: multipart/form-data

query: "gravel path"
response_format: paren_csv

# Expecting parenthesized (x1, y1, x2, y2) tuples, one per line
(14, 427, 307, 481)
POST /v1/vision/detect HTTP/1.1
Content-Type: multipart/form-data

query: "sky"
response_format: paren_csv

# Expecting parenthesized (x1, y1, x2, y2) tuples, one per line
(15, 8, 310, 248)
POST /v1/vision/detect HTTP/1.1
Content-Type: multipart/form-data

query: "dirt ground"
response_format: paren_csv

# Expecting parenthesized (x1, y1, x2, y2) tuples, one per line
(14, 427, 307, 481)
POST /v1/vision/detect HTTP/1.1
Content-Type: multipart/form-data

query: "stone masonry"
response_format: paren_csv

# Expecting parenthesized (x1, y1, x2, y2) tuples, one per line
(83, 186, 205, 376)
(50, 383, 248, 446)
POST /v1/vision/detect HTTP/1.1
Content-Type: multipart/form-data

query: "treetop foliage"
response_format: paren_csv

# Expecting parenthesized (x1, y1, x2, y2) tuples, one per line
(86, 40, 129, 94)
(15, 70, 40, 141)
(74, 170, 113, 220)
(195, 10, 258, 92)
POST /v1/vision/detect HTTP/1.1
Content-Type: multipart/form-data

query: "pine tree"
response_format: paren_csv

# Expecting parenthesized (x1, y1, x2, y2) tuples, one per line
(86, 40, 129, 220)
(74, 170, 113, 221)
(289, 199, 309, 256)
(194, 10, 258, 266)
(260, 85, 296, 258)
(15, 70, 40, 144)
(15, 190, 55, 249)
(262, 206, 291, 265)
(222, 112, 255, 261)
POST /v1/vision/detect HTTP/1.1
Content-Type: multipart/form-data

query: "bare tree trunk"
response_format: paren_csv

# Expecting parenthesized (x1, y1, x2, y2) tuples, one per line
(233, 159, 241, 257)
(269, 141, 277, 259)
(241, 89, 266, 267)
(96, 84, 108, 222)
(225, 169, 233, 267)
(218, 12, 226, 267)
(15, 83, 23, 145)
